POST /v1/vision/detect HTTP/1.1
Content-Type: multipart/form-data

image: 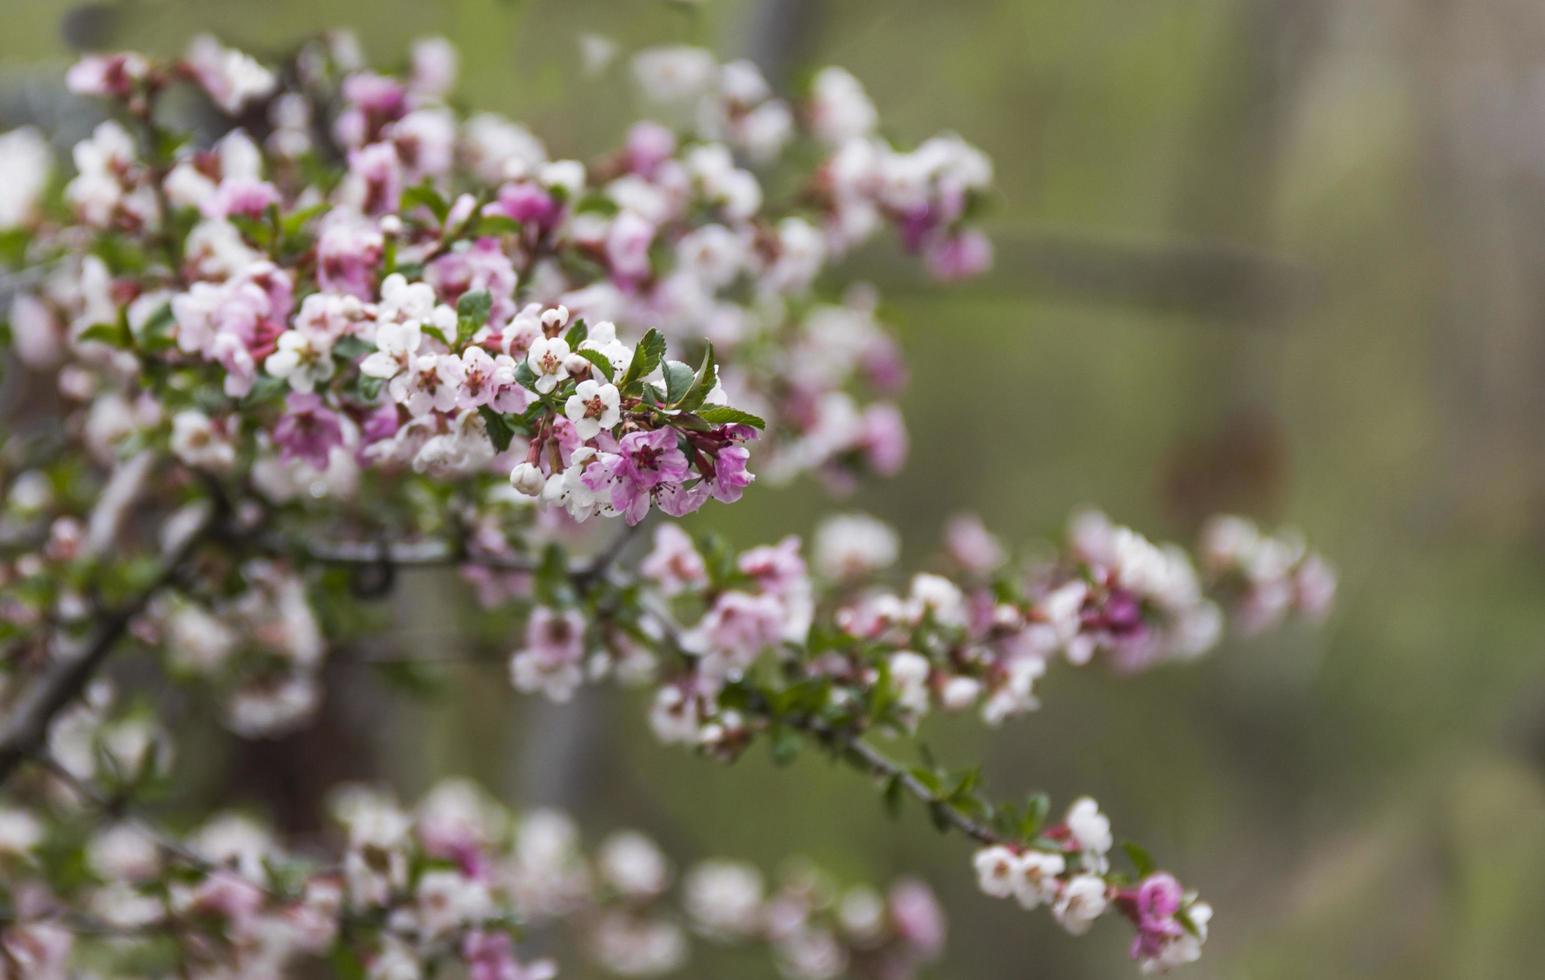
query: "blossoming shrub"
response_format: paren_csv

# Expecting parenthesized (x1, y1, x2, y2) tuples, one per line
(0, 31, 1334, 978)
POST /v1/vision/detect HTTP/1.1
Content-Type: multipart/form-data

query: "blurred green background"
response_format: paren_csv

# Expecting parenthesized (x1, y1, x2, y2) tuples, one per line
(5, 1, 1545, 977)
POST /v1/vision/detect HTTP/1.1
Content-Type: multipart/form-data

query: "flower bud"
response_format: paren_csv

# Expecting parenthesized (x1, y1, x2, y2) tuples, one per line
(509, 462, 545, 496)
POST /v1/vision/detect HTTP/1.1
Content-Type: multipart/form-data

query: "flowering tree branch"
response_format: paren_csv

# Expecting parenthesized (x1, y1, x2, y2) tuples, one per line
(0, 29, 1336, 979)
(0, 500, 214, 785)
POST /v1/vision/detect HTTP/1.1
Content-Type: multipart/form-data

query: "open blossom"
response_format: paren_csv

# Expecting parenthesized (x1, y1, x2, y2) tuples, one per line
(265, 329, 336, 392)
(526, 335, 571, 394)
(564, 379, 622, 440)
(186, 34, 276, 113)
(640, 524, 708, 596)
(510, 607, 587, 701)
(1053, 875, 1110, 935)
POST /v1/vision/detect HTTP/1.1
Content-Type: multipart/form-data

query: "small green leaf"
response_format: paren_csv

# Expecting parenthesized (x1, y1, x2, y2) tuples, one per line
(770, 727, 802, 766)
(1121, 841, 1156, 879)
(457, 289, 492, 324)
(694, 405, 766, 429)
(514, 361, 540, 391)
(574, 348, 615, 381)
(883, 774, 905, 818)
(456, 290, 493, 344)
(79, 321, 132, 349)
(472, 214, 523, 237)
(1021, 793, 1051, 839)
(401, 182, 449, 223)
(478, 406, 517, 453)
(662, 360, 695, 404)
(619, 328, 667, 392)
(676, 343, 717, 411)
(564, 318, 588, 347)
(280, 202, 329, 238)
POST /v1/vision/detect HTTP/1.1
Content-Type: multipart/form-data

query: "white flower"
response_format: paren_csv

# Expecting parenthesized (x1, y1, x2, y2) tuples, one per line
(265, 329, 336, 392)
(0, 127, 52, 230)
(1052, 874, 1108, 935)
(632, 46, 717, 103)
(814, 513, 899, 580)
(526, 335, 571, 394)
(0, 806, 43, 859)
(598, 831, 671, 898)
(1011, 850, 1065, 910)
(360, 320, 422, 380)
(415, 870, 493, 938)
(887, 651, 932, 718)
(186, 35, 276, 113)
(578, 320, 633, 376)
(972, 845, 1018, 899)
(939, 674, 982, 712)
(683, 860, 764, 938)
(907, 573, 966, 629)
(564, 379, 621, 440)
(1065, 797, 1112, 857)
(170, 411, 236, 472)
(808, 67, 878, 145)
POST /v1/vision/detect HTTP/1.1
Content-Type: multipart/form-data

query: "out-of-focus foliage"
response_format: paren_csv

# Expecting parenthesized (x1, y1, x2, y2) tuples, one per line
(2, 1, 1541, 977)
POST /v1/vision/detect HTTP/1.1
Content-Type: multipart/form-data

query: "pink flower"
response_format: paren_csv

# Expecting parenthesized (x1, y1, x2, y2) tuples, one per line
(66, 53, 149, 99)
(202, 177, 280, 220)
(316, 216, 384, 299)
(492, 182, 562, 230)
(888, 879, 947, 957)
(606, 211, 656, 282)
(697, 590, 785, 671)
(428, 238, 519, 323)
(707, 443, 754, 503)
(583, 428, 690, 525)
(641, 525, 708, 596)
(626, 121, 677, 175)
(274, 392, 345, 469)
(859, 403, 908, 477)
(924, 229, 993, 281)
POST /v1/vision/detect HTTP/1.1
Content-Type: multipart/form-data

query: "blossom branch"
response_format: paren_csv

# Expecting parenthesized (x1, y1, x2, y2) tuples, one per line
(0, 502, 215, 787)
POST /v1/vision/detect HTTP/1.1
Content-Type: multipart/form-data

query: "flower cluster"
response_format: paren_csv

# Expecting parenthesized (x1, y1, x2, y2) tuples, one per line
(4, 33, 992, 537)
(0, 772, 944, 980)
(972, 797, 1212, 972)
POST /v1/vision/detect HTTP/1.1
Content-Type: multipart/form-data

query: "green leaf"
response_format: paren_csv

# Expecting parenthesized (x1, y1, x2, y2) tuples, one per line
(513, 360, 540, 391)
(241, 374, 290, 407)
(280, 202, 329, 238)
(479, 406, 517, 453)
(694, 405, 766, 429)
(472, 214, 524, 237)
(769, 727, 802, 766)
(564, 318, 588, 348)
(676, 344, 717, 411)
(1122, 841, 1156, 878)
(457, 289, 492, 324)
(132, 303, 176, 353)
(619, 328, 667, 392)
(883, 774, 905, 818)
(456, 290, 492, 344)
(1021, 793, 1051, 839)
(421, 323, 451, 346)
(79, 321, 132, 349)
(574, 348, 615, 381)
(401, 182, 449, 223)
(662, 359, 695, 404)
